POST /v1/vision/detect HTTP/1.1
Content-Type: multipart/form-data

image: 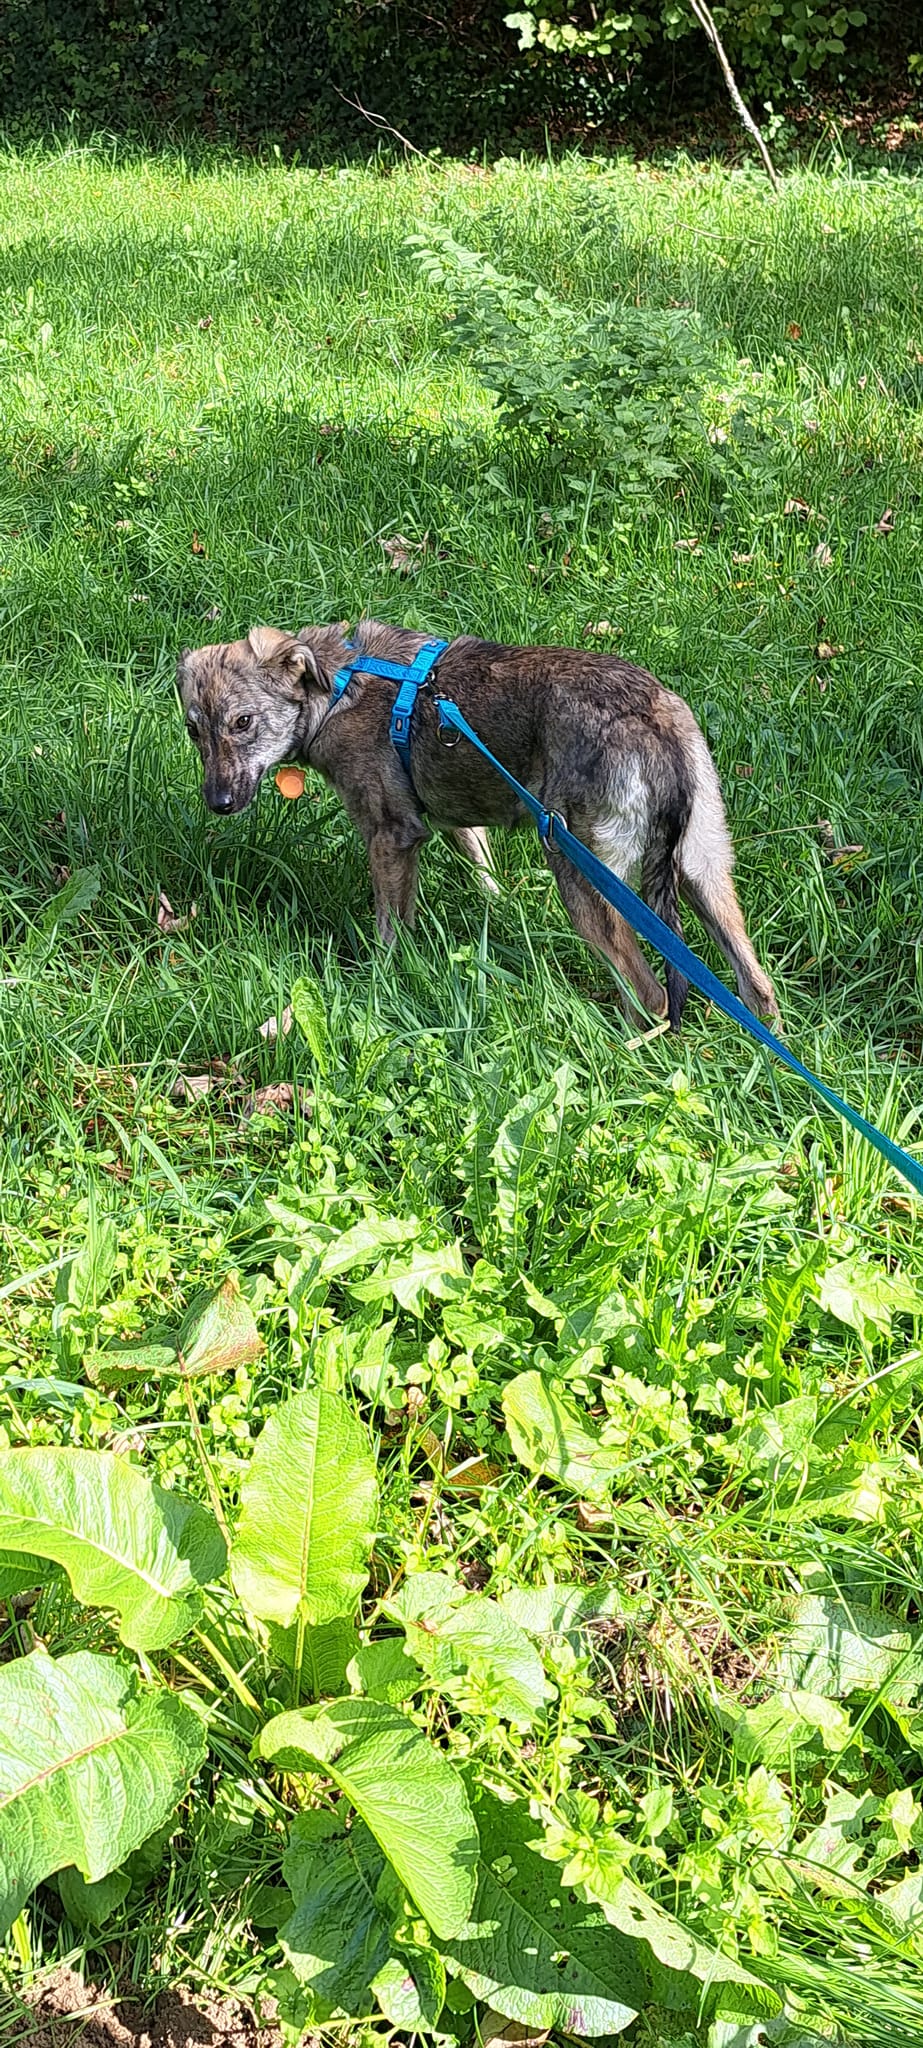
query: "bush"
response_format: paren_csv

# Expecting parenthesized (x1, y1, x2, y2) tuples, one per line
(410, 225, 767, 501)
(0, 0, 915, 149)
(506, 0, 880, 96)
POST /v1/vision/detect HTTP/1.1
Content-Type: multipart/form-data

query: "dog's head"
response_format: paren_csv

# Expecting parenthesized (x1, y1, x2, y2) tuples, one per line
(177, 626, 322, 815)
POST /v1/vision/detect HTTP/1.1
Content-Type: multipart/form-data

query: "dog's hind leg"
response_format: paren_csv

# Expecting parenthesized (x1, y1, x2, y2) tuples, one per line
(546, 843, 668, 1028)
(448, 826, 500, 897)
(678, 739, 778, 1018)
(641, 814, 691, 1032)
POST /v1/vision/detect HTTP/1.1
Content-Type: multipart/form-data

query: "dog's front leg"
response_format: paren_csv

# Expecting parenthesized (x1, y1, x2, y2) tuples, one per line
(368, 827, 422, 943)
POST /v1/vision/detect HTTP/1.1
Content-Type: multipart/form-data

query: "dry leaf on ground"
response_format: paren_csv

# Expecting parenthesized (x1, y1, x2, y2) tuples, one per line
(813, 542, 833, 568)
(382, 532, 429, 574)
(156, 891, 196, 935)
(171, 1073, 214, 1103)
(674, 536, 701, 552)
(583, 619, 615, 638)
(259, 1007, 292, 1041)
(816, 819, 864, 868)
(816, 640, 843, 659)
(783, 496, 814, 518)
(876, 507, 896, 534)
(481, 2015, 550, 2048)
(243, 1082, 312, 1119)
(191, 532, 206, 556)
(576, 1500, 612, 1530)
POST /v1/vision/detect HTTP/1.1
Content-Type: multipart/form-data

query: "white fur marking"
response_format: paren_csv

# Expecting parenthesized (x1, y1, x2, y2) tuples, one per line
(591, 762, 648, 879)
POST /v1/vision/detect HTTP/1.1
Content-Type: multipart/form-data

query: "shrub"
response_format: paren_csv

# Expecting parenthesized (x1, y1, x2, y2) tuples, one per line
(410, 226, 719, 498)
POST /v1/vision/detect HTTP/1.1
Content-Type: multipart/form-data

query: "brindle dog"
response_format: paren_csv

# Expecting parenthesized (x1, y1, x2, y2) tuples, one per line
(177, 620, 777, 1030)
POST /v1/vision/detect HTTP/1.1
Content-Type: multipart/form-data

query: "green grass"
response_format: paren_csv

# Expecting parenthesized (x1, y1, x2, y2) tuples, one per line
(2, 133, 923, 2046)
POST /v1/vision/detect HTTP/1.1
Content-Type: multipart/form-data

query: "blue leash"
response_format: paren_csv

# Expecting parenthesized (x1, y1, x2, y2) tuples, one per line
(432, 696, 923, 1203)
(323, 640, 922, 1199)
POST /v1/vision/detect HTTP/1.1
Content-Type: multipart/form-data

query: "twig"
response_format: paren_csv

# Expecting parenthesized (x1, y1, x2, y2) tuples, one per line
(686, 0, 781, 194)
(333, 88, 433, 162)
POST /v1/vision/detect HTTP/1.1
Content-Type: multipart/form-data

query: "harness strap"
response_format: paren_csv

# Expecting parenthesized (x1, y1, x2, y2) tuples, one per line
(328, 639, 448, 794)
(434, 694, 923, 1202)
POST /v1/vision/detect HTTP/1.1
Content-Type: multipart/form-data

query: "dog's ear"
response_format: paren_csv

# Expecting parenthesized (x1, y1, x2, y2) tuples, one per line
(247, 625, 299, 669)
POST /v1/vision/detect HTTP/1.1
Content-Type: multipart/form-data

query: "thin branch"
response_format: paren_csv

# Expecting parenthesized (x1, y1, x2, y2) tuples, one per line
(686, 0, 781, 194)
(332, 88, 433, 161)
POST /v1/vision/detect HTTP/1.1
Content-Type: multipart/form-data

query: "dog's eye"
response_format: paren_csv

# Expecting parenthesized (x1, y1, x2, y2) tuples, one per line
(185, 717, 199, 740)
(234, 713, 254, 735)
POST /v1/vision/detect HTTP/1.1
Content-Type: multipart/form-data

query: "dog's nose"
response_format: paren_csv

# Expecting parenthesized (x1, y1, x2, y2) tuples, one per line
(207, 790, 236, 814)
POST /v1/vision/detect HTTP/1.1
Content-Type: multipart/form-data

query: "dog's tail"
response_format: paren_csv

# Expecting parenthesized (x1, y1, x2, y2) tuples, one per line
(642, 801, 691, 1031)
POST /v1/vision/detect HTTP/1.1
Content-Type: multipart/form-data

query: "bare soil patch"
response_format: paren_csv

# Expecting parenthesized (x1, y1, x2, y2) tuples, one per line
(8, 1967, 284, 2048)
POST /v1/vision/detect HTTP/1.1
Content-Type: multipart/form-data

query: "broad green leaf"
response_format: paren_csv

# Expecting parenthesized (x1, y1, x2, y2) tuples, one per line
(0, 1648, 205, 1935)
(347, 1636, 420, 1704)
(877, 1866, 923, 1933)
(58, 1864, 131, 1929)
(0, 1448, 226, 1650)
(86, 1279, 261, 1389)
(35, 863, 101, 937)
(84, 1341, 179, 1389)
(179, 1274, 263, 1375)
(816, 1255, 923, 1344)
(231, 1389, 377, 1629)
(723, 1687, 854, 1766)
(789, 1788, 876, 1899)
(281, 1814, 401, 2017)
(502, 1371, 620, 1499)
(260, 1697, 478, 1938)
(553, 1813, 779, 2019)
(774, 1593, 923, 1705)
(281, 1813, 444, 2027)
(442, 1789, 640, 2034)
(735, 1396, 817, 1475)
(268, 1616, 359, 1699)
(792, 1454, 899, 1525)
(491, 1066, 573, 1255)
(374, 1942, 446, 2029)
(499, 1581, 633, 1640)
(760, 1256, 819, 1382)
(320, 1216, 420, 1278)
(291, 973, 329, 1071)
(60, 1209, 118, 1310)
(0, 1550, 57, 1598)
(350, 1238, 468, 1317)
(390, 1572, 552, 1727)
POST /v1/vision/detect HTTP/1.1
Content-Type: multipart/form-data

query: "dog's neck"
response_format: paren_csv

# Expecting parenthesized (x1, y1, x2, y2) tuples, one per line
(290, 623, 353, 752)
(293, 619, 438, 753)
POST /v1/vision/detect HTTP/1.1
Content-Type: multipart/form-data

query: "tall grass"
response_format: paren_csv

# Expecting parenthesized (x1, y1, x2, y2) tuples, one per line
(2, 137, 923, 2043)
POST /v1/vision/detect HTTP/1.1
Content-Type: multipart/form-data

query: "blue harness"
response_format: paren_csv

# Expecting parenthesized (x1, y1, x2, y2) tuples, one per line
(323, 640, 923, 1201)
(330, 638, 447, 793)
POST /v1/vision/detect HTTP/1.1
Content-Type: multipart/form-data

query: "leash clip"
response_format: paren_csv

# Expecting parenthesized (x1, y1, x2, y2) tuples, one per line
(435, 699, 462, 748)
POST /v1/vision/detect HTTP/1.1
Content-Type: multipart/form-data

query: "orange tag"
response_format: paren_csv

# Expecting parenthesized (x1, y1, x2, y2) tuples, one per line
(275, 767, 306, 800)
